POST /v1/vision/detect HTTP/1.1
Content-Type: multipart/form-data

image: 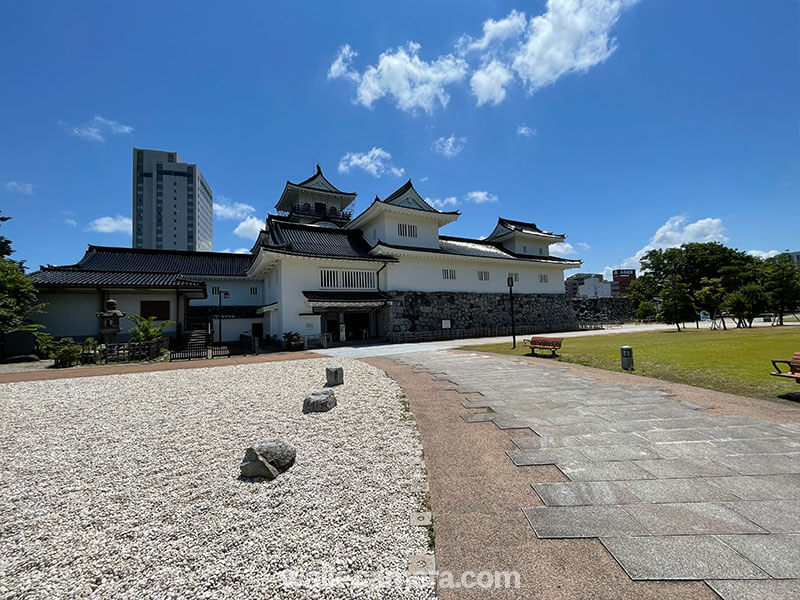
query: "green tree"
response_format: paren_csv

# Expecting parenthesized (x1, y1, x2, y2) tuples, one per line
(722, 283, 767, 328)
(0, 259, 43, 335)
(695, 277, 728, 330)
(763, 254, 800, 325)
(0, 210, 12, 259)
(659, 276, 696, 332)
(0, 214, 44, 339)
(635, 300, 657, 321)
(626, 273, 659, 307)
(127, 315, 175, 341)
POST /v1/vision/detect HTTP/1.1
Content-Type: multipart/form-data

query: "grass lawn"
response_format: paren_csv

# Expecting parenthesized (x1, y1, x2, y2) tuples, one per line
(461, 327, 800, 400)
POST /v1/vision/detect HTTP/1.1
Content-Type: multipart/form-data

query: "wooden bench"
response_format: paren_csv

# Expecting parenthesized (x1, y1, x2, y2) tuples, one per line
(523, 336, 564, 356)
(771, 352, 800, 384)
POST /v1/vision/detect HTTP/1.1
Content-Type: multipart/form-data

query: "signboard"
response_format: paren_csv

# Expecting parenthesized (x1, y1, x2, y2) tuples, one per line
(442, 319, 451, 329)
(339, 323, 346, 342)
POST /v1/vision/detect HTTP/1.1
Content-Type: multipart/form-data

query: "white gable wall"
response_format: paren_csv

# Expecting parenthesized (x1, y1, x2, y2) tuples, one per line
(358, 210, 441, 249)
(502, 235, 551, 257)
(384, 256, 567, 294)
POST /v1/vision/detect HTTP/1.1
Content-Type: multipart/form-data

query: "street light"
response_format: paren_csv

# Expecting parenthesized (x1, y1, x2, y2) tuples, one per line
(217, 290, 230, 345)
(507, 275, 516, 349)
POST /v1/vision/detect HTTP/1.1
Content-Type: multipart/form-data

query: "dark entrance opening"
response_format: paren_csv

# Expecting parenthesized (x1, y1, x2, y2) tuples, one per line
(344, 312, 370, 341)
(251, 322, 263, 339)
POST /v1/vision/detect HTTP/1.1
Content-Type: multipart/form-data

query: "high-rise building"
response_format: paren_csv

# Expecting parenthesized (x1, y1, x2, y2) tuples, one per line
(132, 148, 213, 251)
(612, 269, 636, 295)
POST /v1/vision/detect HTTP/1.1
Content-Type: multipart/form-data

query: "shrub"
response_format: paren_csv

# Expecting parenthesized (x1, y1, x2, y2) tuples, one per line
(283, 331, 303, 343)
(53, 338, 82, 368)
(128, 314, 175, 342)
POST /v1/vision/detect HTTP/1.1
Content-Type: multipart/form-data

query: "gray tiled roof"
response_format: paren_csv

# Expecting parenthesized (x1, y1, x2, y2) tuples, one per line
(258, 217, 396, 262)
(302, 291, 393, 302)
(30, 245, 252, 290)
(30, 269, 205, 290)
(70, 245, 254, 276)
(379, 236, 579, 264)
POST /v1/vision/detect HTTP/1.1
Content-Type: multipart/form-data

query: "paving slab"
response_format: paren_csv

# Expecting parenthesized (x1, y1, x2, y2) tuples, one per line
(511, 436, 585, 450)
(522, 505, 649, 538)
(623, 502, 767, 535)
(533, 481, 641, 506)
(714, 454, 800, 476)
(634, 457, 737, 479)
(718, 534, 800, 579)
(621, 478, 740, 503)
(557, 461, 655, 482)
(723, 500, 800, 533)
(506, 448, 587, 466)
(651, 442, 729, 459)
(706, 474, 800, 500)
(600, 536, 770, 580)
(638, 429, 717, 443)
(576, 444, 662, 462)
(706, 579, 800, 600)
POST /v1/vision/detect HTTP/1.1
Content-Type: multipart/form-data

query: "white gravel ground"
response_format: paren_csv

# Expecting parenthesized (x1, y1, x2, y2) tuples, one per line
(0, 358, 433, 599)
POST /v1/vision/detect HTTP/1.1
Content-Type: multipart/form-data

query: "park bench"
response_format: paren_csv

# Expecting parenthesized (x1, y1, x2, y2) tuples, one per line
(523, 336, 564, 356)
(771, 352, 800, 384)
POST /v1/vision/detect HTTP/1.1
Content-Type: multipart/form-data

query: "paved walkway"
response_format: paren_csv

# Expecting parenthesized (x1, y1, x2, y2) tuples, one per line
(381, 350, 800, 599)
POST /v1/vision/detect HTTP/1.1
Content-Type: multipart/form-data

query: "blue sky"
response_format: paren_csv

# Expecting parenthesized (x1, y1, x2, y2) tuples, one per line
(1, 0, 797, 276)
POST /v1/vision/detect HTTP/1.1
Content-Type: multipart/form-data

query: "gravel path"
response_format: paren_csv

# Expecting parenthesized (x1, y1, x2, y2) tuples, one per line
(0, 358, 433, 599)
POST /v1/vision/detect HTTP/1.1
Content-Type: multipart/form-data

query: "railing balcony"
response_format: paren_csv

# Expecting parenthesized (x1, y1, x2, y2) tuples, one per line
(290, 204, 352, 221)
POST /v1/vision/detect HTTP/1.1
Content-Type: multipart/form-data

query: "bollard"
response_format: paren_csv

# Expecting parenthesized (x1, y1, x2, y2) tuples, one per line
(620, 346, 634, 371)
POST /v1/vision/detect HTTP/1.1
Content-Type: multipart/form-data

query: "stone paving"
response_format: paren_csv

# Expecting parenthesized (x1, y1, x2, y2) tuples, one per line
(391, 350, 800, 600)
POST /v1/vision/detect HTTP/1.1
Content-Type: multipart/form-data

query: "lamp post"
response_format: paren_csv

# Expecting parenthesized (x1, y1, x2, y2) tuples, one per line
(217, 290, 230, 345)
(507, 275, 516, 349)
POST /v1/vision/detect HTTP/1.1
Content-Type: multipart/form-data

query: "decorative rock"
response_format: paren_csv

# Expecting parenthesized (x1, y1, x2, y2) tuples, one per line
(325, 365, 344, 387)
(302, 389, 337, 414)
(239, 440, 296, 480)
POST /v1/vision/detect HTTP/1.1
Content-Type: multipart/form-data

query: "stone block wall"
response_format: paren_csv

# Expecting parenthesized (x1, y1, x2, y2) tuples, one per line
(571, 297, 634, 322)
(380, 291, 579, 341)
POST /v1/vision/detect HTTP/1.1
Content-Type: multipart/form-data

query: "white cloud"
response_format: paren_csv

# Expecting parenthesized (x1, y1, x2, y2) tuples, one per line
(86, 215, 132, 234)
(420, 176, 430, 182)
(603, 215, 727, 276)
(427, 196, 459, 210)
(513, 0, 639, 93)
(465, 190, 499, 204)
(328, 44, 360, 82)
(329, 2, 635, 112)
(432, 134, 466, 158)
(4, 181, 34, 195)
(68, 115, 134, 142)
(219, 247, 251, 254)
(517, 124, 537, 137)
(338, 147, 405, 177)
(457, 9, 528, 53)
(64, 219, 77, 227)
(471, 59, 514, 106)
(329, 42, 469, 114)
(214, 196, 256, 220)
(577, 241, 591, 250)
(747, 249, 781, 259)
(233, 216, 263, 240)
(551, 242, 577, 255)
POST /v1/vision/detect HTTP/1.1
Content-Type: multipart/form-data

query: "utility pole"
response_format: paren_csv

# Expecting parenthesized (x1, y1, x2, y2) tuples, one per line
(508, 275, 516, 349)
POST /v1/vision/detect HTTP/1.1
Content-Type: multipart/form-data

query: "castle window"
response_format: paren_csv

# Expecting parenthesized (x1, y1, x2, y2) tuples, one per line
(397, 223, 418, 238)
(478, 271, 490, 281)
(508, 272, 519, 282)
(539, 274, 549, 284)
(442, 269, 456, 280)
(250, 287, 258, 295)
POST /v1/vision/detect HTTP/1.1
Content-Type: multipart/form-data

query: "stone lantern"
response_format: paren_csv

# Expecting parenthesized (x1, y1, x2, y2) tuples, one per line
(97, 298, 126, 343)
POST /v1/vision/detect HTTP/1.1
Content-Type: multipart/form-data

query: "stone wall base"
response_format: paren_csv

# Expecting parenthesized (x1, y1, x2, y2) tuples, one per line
(571, 297, 634, 323)
(381, 291, 579, 342)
